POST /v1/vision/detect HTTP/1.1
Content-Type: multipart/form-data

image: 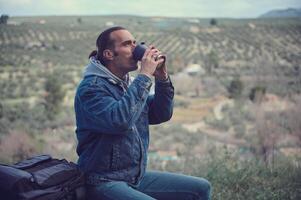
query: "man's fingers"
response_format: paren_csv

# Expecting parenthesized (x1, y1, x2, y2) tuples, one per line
(142, 45, 160, 60)
(141, 45, 154, 60)
(155, 57, 165, 65)
(148, 49, 158, 57)
(142, 47, 151, 60)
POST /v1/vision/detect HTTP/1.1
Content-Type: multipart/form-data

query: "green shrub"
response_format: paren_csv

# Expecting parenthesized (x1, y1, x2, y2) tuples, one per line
(227, 77, 244, 99)
(44, 72, 65, 120)
(249, 86, 266, 103)
(150, 148, 301, 200)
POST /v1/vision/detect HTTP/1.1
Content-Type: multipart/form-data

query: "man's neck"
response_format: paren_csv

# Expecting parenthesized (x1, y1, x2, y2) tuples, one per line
(105, 64, 127, 80)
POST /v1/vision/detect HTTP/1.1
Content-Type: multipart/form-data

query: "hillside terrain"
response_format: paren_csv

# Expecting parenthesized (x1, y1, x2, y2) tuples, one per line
(0, 15, 301, 199)
(1, 15, 300, 158)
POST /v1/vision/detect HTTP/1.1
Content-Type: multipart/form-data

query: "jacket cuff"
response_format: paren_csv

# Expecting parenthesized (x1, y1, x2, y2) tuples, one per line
(155, 75, 172, 87)
(136, 74, 152, 90)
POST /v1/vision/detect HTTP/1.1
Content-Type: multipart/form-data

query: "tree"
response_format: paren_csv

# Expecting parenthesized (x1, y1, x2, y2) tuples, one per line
(204, 50, 219, 75)
(249, 86, 266, 103)
(210, 18, 217, 26)
(208, 50, 219, 69)
(44, 73, 65, 120)
(227, 76, 243, 99)
(0, 15, 9, 24)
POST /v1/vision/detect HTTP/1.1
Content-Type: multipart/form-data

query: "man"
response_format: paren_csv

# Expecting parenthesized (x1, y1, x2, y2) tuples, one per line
(74, 26, 211, 200)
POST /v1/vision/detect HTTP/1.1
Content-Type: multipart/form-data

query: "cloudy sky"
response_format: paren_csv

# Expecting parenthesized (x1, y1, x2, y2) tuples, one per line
(0, 0, 300, 18)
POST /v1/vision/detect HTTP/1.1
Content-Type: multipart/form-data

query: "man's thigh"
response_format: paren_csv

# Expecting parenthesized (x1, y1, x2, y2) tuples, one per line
(86, 181, 155, 200)
(136, 171, 211, 200)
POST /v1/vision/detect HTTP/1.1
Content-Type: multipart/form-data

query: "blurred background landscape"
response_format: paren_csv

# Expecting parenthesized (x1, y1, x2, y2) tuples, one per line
(0, 0, 301, 199)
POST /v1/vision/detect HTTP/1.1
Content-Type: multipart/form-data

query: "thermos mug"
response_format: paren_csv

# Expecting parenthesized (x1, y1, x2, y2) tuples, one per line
(133, 43, 166, 69)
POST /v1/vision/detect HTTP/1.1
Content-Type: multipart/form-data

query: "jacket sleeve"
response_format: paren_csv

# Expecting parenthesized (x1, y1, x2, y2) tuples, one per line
(147, 76, 174, 125)
(77, 74, 152, 134)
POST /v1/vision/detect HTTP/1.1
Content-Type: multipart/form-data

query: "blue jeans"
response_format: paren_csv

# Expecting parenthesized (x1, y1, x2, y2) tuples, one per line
(86, 171, 211, 200)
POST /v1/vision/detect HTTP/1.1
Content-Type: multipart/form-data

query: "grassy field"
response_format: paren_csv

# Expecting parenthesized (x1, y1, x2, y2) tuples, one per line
(0, 15, 301, 199)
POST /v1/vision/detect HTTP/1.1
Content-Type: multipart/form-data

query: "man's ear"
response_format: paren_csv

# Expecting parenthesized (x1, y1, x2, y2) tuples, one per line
(103, 49, 114, 61)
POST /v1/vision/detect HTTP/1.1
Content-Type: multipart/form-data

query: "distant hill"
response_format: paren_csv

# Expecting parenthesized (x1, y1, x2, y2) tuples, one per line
(0, 15, 300, 98)
(259, 8, 301, 18)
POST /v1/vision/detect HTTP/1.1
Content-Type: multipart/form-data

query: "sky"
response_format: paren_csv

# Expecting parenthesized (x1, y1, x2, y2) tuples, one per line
(0, 0, 300, 18)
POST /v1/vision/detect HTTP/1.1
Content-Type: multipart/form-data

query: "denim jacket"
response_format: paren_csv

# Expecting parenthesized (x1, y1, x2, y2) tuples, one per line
(74, 58, 174, 186)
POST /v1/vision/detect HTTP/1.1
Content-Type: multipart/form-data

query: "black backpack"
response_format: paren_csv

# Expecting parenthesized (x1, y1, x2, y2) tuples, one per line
(0, 155, 85, 200)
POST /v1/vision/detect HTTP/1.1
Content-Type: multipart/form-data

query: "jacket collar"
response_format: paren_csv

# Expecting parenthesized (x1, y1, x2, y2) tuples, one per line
(83, 56, 130, 90)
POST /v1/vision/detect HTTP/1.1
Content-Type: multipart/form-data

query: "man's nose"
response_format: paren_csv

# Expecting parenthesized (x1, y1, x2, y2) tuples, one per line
(131, 43, 137, 52)
(132, 42, 137, 48)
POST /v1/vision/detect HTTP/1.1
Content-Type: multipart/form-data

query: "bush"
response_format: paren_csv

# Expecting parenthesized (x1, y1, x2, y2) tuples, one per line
(0, 130, 37, 163)
(0, 101, 50, 136)
(204, 153, 301, 200)
(44, 72, 65, 120)
(249, 86, 266, 103)
(227, 77, 244, 99)
(150, 147, 301, 200)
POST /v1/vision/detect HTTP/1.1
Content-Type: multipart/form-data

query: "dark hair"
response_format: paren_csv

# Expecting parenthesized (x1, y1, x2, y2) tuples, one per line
(89, 26, 126, 65)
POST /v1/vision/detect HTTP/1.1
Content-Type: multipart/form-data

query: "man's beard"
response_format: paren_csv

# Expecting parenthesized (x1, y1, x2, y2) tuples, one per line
(130, 62, 139, 71)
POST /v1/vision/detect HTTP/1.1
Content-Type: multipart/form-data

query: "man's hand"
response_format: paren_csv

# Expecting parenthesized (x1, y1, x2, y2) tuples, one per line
(153, 57, 168, 81)
(139, 45, 165, 79)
